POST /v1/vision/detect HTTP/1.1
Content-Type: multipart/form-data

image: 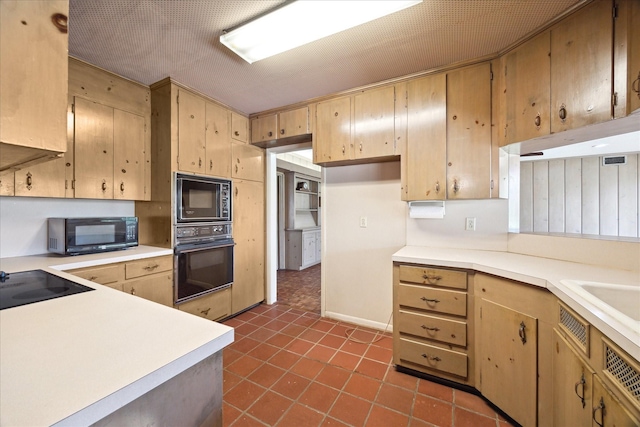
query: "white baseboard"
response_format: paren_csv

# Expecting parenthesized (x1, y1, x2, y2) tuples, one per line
(322, 311, 394, 334)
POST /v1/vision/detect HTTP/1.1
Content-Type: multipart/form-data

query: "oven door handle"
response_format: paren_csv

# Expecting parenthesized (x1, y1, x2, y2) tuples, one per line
(174, 240, 235, 254)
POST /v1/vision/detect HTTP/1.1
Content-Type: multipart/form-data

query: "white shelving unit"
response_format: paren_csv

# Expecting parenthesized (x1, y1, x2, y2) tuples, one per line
(284, 172, 321, 270)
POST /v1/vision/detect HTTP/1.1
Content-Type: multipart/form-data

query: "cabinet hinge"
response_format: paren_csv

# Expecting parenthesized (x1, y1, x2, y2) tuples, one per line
(71, 180, 75, 190)
(490, 179, 494, 190)
(176, 94, 179, 104)
(480, 306, 483, 319)
(144, 185, 147, 194)
(613, 4, 618, 18)
(71, 103, 75, 114)
(612, 92, 618, 107)
(504, 65, 507, 76)
(65, 180, 68, 190)
(490, 70, 494, 81)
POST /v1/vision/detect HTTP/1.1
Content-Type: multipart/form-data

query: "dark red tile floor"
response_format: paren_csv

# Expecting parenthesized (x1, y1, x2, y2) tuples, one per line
(277, 264, 321, 313)
(222, 303, 515, 427)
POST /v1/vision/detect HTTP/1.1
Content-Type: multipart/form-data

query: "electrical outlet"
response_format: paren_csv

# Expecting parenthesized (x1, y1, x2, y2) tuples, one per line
(360, 216, 367, 228)
(465, 217, 476, 231)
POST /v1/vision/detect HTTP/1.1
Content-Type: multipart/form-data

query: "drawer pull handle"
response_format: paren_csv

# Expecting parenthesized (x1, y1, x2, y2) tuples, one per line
(88, 276, 98, 281)
(420, 297, 440, 304)
(519, 321, 527, 344)
(130, 287, 136, 296)
(592, 397, 605, 427)
(421, 353, 441, 362)
(421, 325, 440, 332)
(422, 274, 442, 283)
(574, 374, 586, 408)
(201, 308, 211, 316)
(143, 264, 159, 271)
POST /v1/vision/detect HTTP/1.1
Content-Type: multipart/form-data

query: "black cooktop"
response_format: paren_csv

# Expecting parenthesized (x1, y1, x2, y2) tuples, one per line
(0, 270, 95, 310)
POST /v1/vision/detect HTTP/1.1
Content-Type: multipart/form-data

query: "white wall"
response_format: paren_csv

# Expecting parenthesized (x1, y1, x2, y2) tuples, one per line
(406, 199, 509, 251)
(0, 197, 134, 258)
(322, 162, 406, 329)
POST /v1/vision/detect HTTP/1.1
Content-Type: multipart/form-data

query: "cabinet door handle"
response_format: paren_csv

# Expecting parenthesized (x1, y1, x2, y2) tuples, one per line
(633, 71, 640, 98)
(268, 131, 273, 137)
(592, 397, 605, 427)
(120, 182, 125, 192)
(235, 164, 239, 173)
(143, 264, 159, 271)
(26, 172, 33, 190)
(435, 181, 440, 193)
(359, 143, 363, 152)
(421, 325, 440, 332)
(234, 130, 240, 136)
(280, 129, 285, 135)
(421, 353, 441, 362)
(130, 287, 136, 296)
(558, 105, 567, 122)
(422, 274, 442, 284)
(199, 157, 202, 168)
(453, 179, 460, 193)
(201, 308, 211, 316)
(519, 321, 527, 344)
(342, 145, 345, 154)
(101, 181, 107, 192)
(420, 297, 440, 304)
(210, 160, 213, 170)
(574, 374, 586, 408)
(534, 113, 541, 128)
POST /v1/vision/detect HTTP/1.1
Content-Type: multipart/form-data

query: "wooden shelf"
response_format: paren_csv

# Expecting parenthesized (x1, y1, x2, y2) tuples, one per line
(295, 190, 318, 195)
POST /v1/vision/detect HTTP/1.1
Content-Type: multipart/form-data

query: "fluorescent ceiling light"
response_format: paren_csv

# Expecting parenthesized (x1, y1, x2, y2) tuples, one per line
(220, 0, 423, 64)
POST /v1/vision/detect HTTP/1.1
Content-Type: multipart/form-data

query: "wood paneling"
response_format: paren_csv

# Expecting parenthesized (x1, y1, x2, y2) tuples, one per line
(521, 154, 640, 237)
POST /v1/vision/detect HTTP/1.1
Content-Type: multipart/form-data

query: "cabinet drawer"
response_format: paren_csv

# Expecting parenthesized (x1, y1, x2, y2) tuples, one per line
(397, 310, 467, 347)
(398, 337, 468, 378)
(125, 256, 172, 279)
(178, 288, 231, 321)
(399, 265, 467, 290)
(398, 283, 467, 316)
(70, 264, 122, 285)
(123, 273, 173, 307)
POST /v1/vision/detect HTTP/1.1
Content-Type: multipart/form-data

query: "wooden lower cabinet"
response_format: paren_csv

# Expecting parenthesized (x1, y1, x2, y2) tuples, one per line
(68, 255, 173, 306)
(177, 288, 231, 322)
(393, 263, 473, 384)
(592, 373, 640, 427)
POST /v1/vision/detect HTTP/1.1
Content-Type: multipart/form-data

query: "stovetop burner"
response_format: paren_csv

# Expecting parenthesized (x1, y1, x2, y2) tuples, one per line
(0, 270, 95, 310)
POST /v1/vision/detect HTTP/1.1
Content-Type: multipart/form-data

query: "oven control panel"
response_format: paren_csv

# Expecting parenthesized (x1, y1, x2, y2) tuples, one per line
(175, 223, 232, 245)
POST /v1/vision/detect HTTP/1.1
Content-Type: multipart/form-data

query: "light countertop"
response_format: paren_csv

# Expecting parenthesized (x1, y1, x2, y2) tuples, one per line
(392, 246, 640, 361)
(0, 246, 234, 427)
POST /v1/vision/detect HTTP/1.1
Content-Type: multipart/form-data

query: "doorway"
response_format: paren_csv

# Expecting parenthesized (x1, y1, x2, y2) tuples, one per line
(268, 147, 322, 314)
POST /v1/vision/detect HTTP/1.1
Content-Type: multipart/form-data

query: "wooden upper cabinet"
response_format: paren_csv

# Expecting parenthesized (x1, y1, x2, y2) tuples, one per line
(505, 31, 551, 145)
(113, 109, 146, 200)
(616, 0, 640, 116)
(205, 101, 231, 178)
(232, 142, 264, 182)
(0, 0, 68, 171)
(74, 97, 114, 199)
(314, 96, 352, 164)
(551, 0, 613, 133)
(354, 86, 396, 159)
(446, 63, 492, 199)
(14, 158, 66, 198)
(251, 114, 277, 143)
(177, 89, 206, 174)
(278, 106, 309, 138)
(404, 73, 447, 201)
(231, 112, 249, 143)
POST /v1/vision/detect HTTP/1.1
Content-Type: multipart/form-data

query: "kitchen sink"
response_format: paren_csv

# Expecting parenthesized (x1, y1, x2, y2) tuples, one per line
(560, 280, 640, 325)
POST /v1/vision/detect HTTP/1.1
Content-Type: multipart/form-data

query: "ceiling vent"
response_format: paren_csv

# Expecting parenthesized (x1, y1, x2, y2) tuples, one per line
(602, 155, 627, 166)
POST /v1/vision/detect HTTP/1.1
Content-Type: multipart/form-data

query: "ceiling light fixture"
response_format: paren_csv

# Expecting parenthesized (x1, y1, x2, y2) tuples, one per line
(220, 0, 423, 64)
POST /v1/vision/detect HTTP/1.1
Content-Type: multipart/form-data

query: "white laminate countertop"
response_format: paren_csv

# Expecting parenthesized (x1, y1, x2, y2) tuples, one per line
(0, 246, 234, 427)
(392, 246, 640, 361)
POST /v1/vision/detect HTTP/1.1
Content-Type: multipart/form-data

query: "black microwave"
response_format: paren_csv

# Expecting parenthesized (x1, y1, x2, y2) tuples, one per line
(48, 217, 138, 255)
(176, 173, 231, 223)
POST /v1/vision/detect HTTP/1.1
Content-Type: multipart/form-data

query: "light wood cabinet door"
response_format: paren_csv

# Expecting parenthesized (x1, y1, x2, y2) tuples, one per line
(405, 73, 447, 200)
(250, 114, 277, 143)
(232, 142, 264, 182)
(592, 374, 640, 427)
(505, 31, 551, 144)
(446, 63, 492, 199)
(231, 112, 249, 143)
(622, 0, 640, 115)
(178, 89, 206, 174)
(278, 106, 309, 138)
(205, 102, 231, 178)
(479, 299, 537, 427)
(551, 0, 613, 133)
(0, 0, 68, 169)
(14, 158, 66, 198)
(74, 97, 114, 199)
(354, 86, 395, 159)
(113, 109, 146, 200)
(122, 273, 173, 307)
(232, 179, 265, 314)
(0, 171, 14, 196)
(314, 97, 352, 163)
(553, 329, 595, 427)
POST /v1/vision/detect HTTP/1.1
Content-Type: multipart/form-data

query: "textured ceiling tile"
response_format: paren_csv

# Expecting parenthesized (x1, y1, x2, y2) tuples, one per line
(68, 0, 583, 114)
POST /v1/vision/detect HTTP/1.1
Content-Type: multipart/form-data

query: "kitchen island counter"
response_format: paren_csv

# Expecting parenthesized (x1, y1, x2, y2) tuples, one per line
(0, 246, 233, 426)
(393, 245, 639, 361)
